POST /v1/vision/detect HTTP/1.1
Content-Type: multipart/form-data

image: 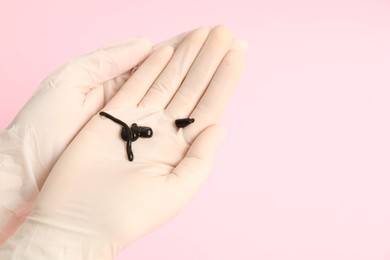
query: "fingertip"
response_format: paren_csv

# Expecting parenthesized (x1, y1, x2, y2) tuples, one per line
(190, 27, 210, 41)
(194, 26, 210, 34)
(231, 39, 249, 53)
(137, 36, 153, 49)
(153, 26, 210, 52)
(210, 25, 233, 40)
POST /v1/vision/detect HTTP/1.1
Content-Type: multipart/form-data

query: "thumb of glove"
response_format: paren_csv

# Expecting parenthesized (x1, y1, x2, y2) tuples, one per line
(172, 124, 227, 192)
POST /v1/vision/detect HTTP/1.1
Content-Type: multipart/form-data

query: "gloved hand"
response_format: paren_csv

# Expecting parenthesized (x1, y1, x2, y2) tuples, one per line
(0, 32, 192, 244)
(0, 25, 247, 259)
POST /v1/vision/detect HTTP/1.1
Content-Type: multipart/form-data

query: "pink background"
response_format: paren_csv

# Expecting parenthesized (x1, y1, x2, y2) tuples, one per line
(1, 0, 390, 259)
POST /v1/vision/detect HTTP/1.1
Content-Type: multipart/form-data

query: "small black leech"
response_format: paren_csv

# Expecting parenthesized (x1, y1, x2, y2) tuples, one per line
(121, 124, 153, 141)
(175, 118, 195, 128)
(99, 111, 153, 161)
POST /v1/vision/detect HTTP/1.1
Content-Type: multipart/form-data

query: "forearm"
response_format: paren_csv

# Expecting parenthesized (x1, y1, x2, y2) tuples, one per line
(0, 217, 117, 260)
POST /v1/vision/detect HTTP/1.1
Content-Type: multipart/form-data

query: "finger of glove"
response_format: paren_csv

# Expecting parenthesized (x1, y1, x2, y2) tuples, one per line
(63, 37, 152, 86)
(169, 124, 226, 192)
(138, 27, 209, 109)
(183, 40, 247, 143)
(165, 25, 232, 119)
(153, 26, 209, 51)
(106, 46, 174, 109)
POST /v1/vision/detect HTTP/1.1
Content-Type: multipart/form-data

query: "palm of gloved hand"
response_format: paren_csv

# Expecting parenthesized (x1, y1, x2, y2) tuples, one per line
(33, 107, 198, 246)
(30, 26, 247, 250)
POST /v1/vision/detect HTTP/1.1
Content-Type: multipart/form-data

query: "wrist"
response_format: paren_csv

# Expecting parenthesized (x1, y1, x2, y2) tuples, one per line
(0, 127, 41, 244)
(0, 216, 119, 259)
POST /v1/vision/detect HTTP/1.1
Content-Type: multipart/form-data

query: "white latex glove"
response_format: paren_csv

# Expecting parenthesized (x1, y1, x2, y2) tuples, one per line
(0, 27, 199, 245)
(0, 25, 247, 259)
(0, 37, 153, 243)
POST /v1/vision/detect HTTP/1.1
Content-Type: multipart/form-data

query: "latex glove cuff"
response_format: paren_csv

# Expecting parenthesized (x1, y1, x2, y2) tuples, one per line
(0, 216, 118, 260)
